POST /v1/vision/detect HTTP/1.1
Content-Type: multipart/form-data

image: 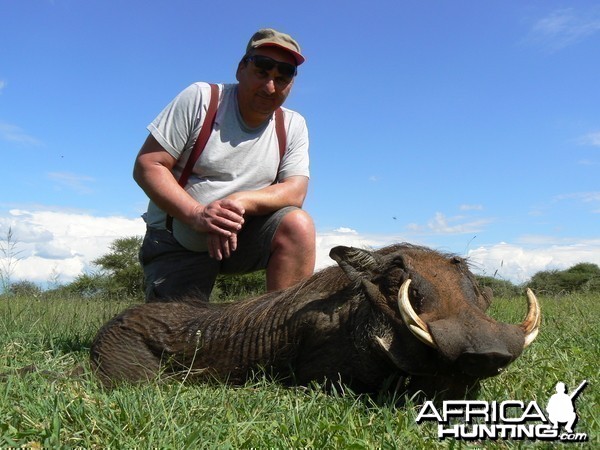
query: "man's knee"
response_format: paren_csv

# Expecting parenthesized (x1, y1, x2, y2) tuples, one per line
(267, 209, 315, 290)
(274, 209, 315, 249)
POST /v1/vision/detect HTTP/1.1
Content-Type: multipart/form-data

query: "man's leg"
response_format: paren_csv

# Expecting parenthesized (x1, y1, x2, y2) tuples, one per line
(139, 228, 220, 302)
(266, 209, 315, 291)
(220, 207, 315, 292)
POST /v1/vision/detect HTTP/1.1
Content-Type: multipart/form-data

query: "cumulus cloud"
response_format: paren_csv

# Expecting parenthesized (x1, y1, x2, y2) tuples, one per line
(35, 241, 76, 259)
(0, 209, 145, 285)
(467, 239, 600, 284)
(1, 209, 598, 288)
(526, 8, 600, 51)
(333, 227, 358, 234)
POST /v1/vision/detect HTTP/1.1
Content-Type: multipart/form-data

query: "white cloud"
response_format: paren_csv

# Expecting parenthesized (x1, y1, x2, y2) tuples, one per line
(577, 192, 600, 203)
(526, 8, 600, 51)
(1, 209, 598, 288)
(459, 204, 483, 211)
(0, 80, 6, 93)
(0, 121, 41, 146)
(408, 212, 493, 235)
(555, 192, 600, 207)
(47, 172, 96, 194)
(0, 209, 145, 286)
(579, 131, 600, 147)
(467, 239, 600, 284)
(35, 241, 76, 259)
(317, 231, 600, 284)
(577, 159, 596, 166)
(333, 227, 358, 234)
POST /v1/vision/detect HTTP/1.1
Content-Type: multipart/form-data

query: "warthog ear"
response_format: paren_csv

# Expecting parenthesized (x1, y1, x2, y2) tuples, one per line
(331, 246, 391, 310)
(329, 246, 379, 282)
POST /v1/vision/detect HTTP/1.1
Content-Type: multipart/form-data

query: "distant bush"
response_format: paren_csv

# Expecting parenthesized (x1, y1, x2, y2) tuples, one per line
(528, 262, 600, 296)
(476, 276, 521, 298)
(6, 280, 43, 298)
(92, 236, 144, 298)
(49, 272, 112, 300)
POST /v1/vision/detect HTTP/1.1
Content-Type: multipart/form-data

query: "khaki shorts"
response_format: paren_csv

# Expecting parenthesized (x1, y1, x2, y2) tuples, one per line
(139, 206, 298, 302)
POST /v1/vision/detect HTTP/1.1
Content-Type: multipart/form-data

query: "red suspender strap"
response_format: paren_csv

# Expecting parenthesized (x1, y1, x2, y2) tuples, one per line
(177, 83, 220, 188)
(166, 83, 219, 231)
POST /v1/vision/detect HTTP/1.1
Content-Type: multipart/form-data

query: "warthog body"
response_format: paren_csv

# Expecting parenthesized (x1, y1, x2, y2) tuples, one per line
(91, 244, 540, 397)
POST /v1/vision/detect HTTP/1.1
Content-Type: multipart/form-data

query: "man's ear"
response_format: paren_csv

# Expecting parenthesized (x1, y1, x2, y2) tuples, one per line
(236, 57, 248, 82)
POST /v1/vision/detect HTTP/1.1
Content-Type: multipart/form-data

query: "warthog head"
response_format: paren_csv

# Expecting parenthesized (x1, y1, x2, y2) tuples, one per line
(329, 244, 540, 396)
(90, 243, 540, 398)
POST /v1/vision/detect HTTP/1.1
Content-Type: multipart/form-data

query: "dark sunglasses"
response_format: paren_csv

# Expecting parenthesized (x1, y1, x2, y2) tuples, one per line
(245, 55, 297, 78)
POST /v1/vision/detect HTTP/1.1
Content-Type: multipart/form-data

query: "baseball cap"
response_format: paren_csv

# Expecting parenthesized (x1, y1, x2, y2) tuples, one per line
(246, 28, 305, 65)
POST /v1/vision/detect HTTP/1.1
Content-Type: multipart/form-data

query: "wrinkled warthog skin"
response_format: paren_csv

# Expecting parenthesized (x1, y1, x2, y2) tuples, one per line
(90, 244, 540, 398)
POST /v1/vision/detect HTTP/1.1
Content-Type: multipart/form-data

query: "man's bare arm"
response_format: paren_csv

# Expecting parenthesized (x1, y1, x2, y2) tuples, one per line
(133, 134, 245, 237)
(226, 175, 309, 215)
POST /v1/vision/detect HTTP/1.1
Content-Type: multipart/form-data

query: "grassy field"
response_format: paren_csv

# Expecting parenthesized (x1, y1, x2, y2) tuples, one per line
(0, 293, 598, 449)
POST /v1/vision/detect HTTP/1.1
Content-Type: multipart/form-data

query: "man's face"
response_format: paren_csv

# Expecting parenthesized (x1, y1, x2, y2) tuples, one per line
(236, 46, 297, 127)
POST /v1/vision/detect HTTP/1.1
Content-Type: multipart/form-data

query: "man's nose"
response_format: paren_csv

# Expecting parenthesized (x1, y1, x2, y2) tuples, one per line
(264, 78, 275, 95)
(262, 76, 277, 94)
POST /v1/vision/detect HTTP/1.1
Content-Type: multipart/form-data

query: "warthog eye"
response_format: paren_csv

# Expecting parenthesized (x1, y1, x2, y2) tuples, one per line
(409, 287, 426, 312)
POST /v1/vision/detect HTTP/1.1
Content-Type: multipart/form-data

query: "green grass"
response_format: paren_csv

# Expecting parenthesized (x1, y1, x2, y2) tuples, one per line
(0, 294, 598, 449)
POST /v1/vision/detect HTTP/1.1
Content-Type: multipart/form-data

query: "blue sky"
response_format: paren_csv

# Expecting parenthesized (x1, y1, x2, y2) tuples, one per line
(1, 0, 599, 287)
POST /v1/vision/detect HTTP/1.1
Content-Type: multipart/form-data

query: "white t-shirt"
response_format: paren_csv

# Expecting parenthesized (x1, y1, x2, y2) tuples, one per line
(144, 82, 310, 251)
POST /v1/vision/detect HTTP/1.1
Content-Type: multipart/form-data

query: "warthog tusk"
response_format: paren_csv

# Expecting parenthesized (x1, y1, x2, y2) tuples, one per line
(397, 279, 436, 348)
(522, 288, 541, 348)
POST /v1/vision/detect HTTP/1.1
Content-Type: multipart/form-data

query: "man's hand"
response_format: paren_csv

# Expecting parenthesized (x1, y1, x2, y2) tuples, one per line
(195, 199, 244, 260)
(192, 199, 245, 236)
(207, 233, 238, 260)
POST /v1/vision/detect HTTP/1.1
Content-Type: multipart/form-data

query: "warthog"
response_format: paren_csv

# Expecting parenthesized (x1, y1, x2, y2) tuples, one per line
(90, 244, 540, 397)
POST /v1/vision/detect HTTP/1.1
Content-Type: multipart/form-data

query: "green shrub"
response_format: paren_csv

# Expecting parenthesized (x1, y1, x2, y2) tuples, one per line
(6, 280, 43, 298)
(92, 236, 145, 298)
(476, 275, 521, 298)
(529, 262, 600, 296)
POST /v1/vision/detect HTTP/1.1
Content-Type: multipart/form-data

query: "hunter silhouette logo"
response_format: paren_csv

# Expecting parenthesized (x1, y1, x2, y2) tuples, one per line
(415, 379, 589, 442)
(546, 380, 587, 434)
